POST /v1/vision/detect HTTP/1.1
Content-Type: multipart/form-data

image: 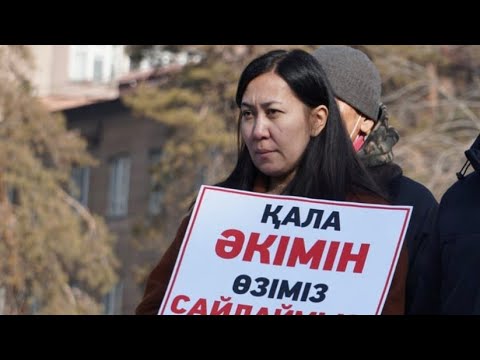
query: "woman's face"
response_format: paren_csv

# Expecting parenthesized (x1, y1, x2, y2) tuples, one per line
(240, 72, 318, 182)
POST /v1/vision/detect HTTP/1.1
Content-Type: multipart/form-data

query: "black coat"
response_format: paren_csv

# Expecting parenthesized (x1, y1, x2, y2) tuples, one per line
(391, 175, 439, 314)
(436, 171, 480, 314)
(369, 164, 439, 314)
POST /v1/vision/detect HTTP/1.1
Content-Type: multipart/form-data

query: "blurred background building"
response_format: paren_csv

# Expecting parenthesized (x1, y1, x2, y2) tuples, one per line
(26, 45, 185, 314)
(29, 45, 130, 111)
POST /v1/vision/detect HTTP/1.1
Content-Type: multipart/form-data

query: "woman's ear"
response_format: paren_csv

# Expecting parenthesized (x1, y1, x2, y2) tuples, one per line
(360, 118, 375, 136)
(310, 105, 328, 137)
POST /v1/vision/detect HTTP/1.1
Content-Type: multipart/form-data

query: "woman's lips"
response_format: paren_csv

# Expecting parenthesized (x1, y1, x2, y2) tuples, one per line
(255, 149, 274, 155)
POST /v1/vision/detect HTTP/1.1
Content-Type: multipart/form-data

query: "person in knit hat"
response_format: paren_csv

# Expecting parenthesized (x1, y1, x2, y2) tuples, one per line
(313, 45, 439, 314)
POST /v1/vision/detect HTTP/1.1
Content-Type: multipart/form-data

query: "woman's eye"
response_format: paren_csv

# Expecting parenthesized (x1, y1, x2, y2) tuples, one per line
(267, 109, 280, 117)
(242, 110, 253, 119)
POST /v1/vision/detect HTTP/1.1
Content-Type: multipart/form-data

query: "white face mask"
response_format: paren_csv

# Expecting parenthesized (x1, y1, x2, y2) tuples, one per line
(349, 114, 363, 140)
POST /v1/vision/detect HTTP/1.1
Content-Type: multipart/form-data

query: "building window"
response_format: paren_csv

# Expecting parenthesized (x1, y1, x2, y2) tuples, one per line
(71, 166, 90, 207)
(7, 187, 19, 205)
(148, 150, 163, 216)
(107, 155, 131, 217)
(30, 297, 40, 315)
(0, 287, 5, 315)
(70, 46, 88, 82)
(103, 282, 123, 315)
(93, 57, 104, 83)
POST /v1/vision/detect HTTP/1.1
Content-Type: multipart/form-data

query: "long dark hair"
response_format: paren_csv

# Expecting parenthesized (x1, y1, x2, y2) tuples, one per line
(216, 49, 384, 201)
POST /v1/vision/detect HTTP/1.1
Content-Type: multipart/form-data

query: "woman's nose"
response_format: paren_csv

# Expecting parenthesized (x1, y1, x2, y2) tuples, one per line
(252, 115, 269, 140)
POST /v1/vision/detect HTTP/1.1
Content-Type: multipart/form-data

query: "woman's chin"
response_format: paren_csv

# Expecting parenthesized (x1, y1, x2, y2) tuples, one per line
(257, 166, 287, 178)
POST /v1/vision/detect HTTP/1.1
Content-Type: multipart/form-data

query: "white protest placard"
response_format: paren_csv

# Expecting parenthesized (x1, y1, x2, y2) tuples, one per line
(159, 185, 411, 315)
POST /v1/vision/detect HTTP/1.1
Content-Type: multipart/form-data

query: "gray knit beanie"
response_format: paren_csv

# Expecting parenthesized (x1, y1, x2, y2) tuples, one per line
(312, 45, 381, 121)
